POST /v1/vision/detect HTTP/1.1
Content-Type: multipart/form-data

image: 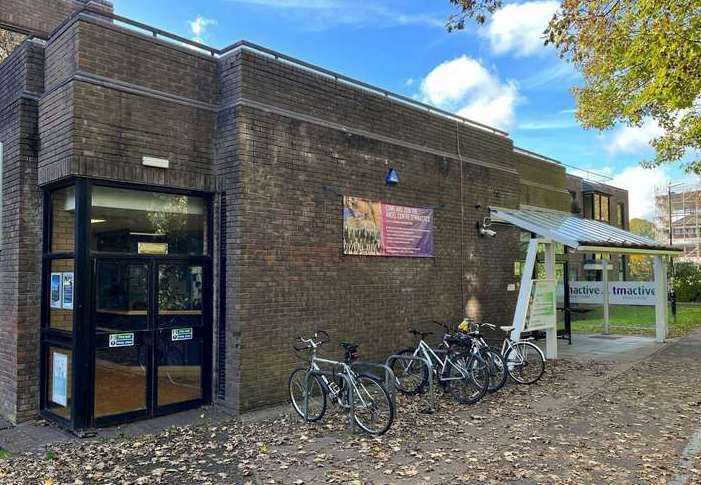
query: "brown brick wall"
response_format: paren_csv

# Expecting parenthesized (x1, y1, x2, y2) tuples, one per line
(513, 150, 570, 211)
(0, 40, 44, 422)
(233, 102, 521, 411)
(0, 0, 111, 39)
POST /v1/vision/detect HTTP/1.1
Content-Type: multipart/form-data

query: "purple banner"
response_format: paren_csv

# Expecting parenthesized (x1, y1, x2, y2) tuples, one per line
(343, 196, 433, 257)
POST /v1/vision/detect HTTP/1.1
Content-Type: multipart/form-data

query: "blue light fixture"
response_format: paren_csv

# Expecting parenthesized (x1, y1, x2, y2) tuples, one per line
(385, 167, 399, 186)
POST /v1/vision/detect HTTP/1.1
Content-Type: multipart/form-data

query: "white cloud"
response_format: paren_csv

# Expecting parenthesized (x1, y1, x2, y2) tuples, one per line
(605, 120, 664, 156)
(482, 1, 559, 57)
(418, 55, 519, 129)
(189, 16, 217, 43)
(609, 165, 669, 219)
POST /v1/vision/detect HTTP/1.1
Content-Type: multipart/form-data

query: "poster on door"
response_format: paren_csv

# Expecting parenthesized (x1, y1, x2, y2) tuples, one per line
(50, 273, 63, 309)
(62, 272, 74, 310)
(343, 196, 433, 257)
(51, 352, 68, 407)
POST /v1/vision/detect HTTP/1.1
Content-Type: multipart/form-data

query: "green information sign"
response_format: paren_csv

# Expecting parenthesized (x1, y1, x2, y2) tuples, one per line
(525, 279, 557, 331)
(171, 328, 193, 342)
(109, 333, 135, 348)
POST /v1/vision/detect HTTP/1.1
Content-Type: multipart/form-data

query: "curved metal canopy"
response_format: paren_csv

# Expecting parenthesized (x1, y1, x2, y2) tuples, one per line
(490, 205, 681, 256)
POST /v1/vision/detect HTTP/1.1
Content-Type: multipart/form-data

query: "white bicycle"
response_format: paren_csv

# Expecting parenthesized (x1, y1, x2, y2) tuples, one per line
(494, 325, 546, 384)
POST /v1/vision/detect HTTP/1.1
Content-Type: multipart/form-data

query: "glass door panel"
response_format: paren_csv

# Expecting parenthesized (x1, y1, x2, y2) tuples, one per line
(156, 263, 204, 409)
(157, 264, 203, 328)
(94, 261, 150, 420)
(157, 328, 203, 407)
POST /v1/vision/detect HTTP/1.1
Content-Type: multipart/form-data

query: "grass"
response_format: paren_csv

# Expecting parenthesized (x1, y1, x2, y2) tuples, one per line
(569, 303, 701, 338)
(0, 450, 12, 459)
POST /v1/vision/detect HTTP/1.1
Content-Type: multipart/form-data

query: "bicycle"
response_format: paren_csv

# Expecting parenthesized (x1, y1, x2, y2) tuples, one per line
(493, 325, 546, 384)
(455, 320, 508, 393)
(389, 322, 489, 405)
(288, 331, 395, 435)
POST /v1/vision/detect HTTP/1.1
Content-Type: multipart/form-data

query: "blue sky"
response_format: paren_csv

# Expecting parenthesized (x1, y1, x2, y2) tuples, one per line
(112, 0, 693, 219)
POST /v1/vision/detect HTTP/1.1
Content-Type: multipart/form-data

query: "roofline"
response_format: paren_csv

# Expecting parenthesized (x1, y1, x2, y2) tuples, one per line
(50, 5, 509, 138)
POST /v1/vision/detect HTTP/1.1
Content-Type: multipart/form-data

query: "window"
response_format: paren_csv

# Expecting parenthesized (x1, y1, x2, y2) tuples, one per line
(90, 186, 207, 255)
(617, 203, 625, 228)
(584, 192, 611, 222)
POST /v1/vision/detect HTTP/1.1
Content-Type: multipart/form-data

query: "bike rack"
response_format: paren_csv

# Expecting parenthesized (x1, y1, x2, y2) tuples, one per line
(351, 362, 396, 405)
(303, 368, 356, 431)
(385, 354, 435, 413)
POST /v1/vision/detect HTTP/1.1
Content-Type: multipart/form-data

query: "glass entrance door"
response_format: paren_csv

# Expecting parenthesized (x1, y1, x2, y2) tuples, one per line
(93, 259, 207, 425)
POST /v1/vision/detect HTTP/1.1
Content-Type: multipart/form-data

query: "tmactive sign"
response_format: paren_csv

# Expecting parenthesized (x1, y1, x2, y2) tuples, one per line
(343, 196, 433, 257)
(564, 281, 656, 306)
(109, 333, 135, 348)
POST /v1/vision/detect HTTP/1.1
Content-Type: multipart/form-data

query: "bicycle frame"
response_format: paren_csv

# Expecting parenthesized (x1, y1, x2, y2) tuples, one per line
(410, 338, 469, 382)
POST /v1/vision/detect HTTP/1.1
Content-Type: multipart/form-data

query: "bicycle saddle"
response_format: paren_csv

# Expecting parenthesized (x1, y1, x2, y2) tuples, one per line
(409, 328, 433, 338)
(500, 326, 514, 333)
(340, 342, 358, 351)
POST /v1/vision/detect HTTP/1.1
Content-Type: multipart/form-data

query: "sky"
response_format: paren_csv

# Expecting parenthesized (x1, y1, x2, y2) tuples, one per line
(112, 0, 698, 220)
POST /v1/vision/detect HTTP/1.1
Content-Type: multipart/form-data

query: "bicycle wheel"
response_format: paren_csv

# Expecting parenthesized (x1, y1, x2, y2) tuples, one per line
(445, 352, 488, 404)
(351, 374, 395, 435)
(389, 349, 428, 395)
(288, 368, 327, 421)
(482, 348, 507, 393)
(504, 342, 545, 385)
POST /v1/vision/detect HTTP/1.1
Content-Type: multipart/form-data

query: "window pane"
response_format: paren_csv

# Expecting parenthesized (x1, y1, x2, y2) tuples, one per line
(157, 331, 202, 407)
(47, 347, 72, 420)
(95, 346, 147, 418)
(601, 196, 610, 222)
(583, 193, 593, 219)
(51, 187, 75, 252)
(593, 194, 601, 220)
(90, 186, 206, 255)
(158, 265, 203, 328)
(49, 259, 74, 332)
(95, 262, 149, 332)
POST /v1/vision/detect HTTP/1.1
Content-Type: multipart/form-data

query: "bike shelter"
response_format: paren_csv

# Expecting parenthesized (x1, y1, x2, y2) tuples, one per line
(490, 206, 681, 359)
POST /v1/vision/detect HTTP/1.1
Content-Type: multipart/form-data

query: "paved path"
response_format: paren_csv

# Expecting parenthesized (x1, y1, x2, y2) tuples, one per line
(0, 330, 700, 483)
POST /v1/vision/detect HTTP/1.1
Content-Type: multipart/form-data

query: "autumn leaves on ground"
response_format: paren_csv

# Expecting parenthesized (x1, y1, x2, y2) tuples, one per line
(2, 332, 701, 484)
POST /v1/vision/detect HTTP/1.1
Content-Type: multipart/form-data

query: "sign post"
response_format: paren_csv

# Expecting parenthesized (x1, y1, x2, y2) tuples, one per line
(602, 258, 609, 335)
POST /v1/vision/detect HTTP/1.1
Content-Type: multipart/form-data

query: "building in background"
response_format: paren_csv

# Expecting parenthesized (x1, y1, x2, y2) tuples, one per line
(655, 181, 701, 263)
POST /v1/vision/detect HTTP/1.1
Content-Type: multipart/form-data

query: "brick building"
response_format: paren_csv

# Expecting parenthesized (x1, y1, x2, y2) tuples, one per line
(0, 2, 630, 431)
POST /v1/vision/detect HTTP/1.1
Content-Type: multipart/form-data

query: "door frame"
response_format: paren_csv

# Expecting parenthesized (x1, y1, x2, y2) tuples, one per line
(91, 255, 213, 428)
(40, 178, 214, 431)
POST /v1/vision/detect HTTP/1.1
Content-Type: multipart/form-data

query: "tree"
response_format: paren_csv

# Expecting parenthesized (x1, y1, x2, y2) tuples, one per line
(627, 218, 655, 280)
(448, 0, 701, 172)
(0, 29, 24, 62)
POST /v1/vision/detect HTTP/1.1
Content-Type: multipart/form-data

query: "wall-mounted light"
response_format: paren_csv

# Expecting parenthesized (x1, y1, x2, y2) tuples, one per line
(477, 217, 497, 237)
(385, 167, 399, 186)
(142, 156, 170, 169)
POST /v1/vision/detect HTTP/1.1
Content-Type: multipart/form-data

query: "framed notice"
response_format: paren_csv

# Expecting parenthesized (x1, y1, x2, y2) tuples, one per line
(525, 279, 557, 331)
(51, 352, 68, 407)
(343, 196, 433, 257)
(62, 272, 74, 310)
(50, 273, 63, 309)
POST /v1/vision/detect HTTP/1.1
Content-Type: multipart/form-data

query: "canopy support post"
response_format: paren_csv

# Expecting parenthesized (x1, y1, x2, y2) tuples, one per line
(544, 242, 557, 359)
(602, 258, 609, 335)
(654, 255, 668, 343)
(512, 238, 539, 342)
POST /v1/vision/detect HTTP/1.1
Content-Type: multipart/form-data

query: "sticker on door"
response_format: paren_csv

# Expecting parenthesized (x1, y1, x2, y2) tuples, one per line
(109, 333, 135, 348)
(171, 328, 193, 341)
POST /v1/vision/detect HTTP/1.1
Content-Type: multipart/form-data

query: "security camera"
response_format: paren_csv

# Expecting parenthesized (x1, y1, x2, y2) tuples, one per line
(477, 217, 497, 237)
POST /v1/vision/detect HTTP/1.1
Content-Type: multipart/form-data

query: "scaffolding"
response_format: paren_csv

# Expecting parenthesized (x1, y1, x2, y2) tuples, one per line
(654, 179, 701, 263)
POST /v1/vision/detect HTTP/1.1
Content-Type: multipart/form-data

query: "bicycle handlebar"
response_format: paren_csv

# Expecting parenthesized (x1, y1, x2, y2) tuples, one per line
(293, 329, 330, 351)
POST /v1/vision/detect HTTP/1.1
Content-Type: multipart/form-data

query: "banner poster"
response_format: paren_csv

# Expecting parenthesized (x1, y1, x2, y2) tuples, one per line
(525, 279, 557, 331)
(50, 273, 62, 309)
(343, 196, 433, 257)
